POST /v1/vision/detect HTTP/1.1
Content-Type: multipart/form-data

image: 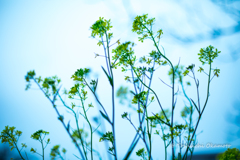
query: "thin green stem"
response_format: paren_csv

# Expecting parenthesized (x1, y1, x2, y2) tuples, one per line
(179, 79, 195, 159)
(33, 151, 42, 157)
(122, 67, 144, 159)
(145, 110, 151, 160)
(10, 137, 25, 160)
(145, 26, 175, 159)
(191, 70, 201, 111)
(78, 92, 93, 160)
(25, 151, 29, 160)
(84, 79, 110, 120)
(201, 61, 212, 114)
(83, 80, 112, 160)
(159, 122, 167, 160)
(130, 64, 170, 126)
(57, 94, 88, 159)
(40, 137, 44, 160)
(182, 59, 212, 159)
(105, 32, 117, 160)
(74, 111, 88, 160)
(32, 79, 86, 160)
(101, 36, 111, 76)
(59, 153, 65, 160)
(129, 63, 153, 160)
(146, 116, 152, 160)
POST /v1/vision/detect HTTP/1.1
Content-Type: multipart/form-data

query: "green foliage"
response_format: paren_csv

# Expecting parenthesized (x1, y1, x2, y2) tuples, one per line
(30, 130, 50, 159)
(25, 70, 36, 90)
(25, 71, 61, 98)
(0, 126, 54, 160)
(2, 13, 222, 160)
(181, 106, 191, 118)
(112, 41, 136, 67)
(90, 17, 112, 39)
(102, 66, 113, 86)
(99, 131, 114, 143)
(31, 130, 49, 141)
(121, 112, 128, 118)
(132, 14, 156, 42)
(0, 126, 26, 159)
(132, 91, 148, 104)
(99, 132, 115, 155)
(50, 145, 67, 160)
(198, 45, 221, 65)
(217, 148, 240, 160)
(168, 65, 185, 83)
(116, 86, 128, 104)
(72, 129, 88, 140)
(213, 68, 220, 77)
(136, 148, 147, 160)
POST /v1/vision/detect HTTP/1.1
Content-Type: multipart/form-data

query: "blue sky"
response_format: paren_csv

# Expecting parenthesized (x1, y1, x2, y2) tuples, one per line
(0, 0, 240, 159)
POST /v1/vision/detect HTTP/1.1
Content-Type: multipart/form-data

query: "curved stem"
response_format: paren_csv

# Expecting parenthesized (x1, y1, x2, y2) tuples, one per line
(130, 64, 170, 126)
(179, 82, 195, 159)
(129, 62, 155, 160)
(144, 25, 175, 159)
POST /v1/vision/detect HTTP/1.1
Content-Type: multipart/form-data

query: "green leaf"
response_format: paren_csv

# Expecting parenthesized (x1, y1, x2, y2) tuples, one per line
(66, 121, 70, 132)
(186, 64, 195, 70)
(121, 112, 128, 118)
(58, 115, 64, 122)
(62, 148, 66, 154)
(88, 103, 94, 108)
(99, 110, 111, 124)
(213, 68, 220, 77)
(93, 79, 98, 92)
(30, 148, 36, 153)
(190, 99, 200, 114)
(198, 67, 204, 73)
(101, 66, 113, 86)
(183, 70, 189, 76)
(136, 148, 145, 156)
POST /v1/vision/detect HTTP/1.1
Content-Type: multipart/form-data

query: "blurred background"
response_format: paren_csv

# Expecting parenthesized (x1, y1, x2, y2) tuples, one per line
(0, 0, 240, 159)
